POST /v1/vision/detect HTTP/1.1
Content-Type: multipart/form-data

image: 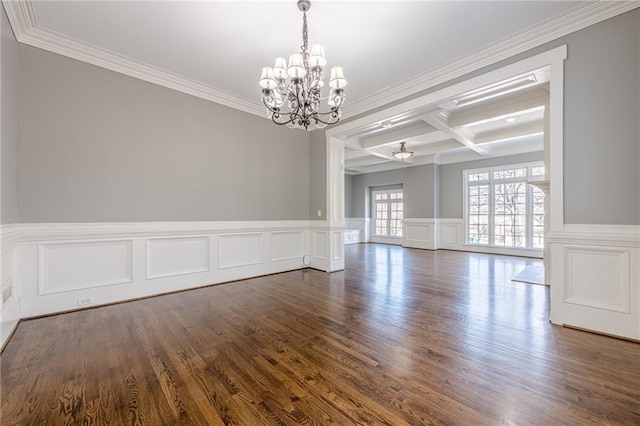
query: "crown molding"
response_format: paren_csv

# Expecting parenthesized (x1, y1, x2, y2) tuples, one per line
(3, 1, 638, 120)
(2, 0, 266, 118)
(343, 1, 640, 118)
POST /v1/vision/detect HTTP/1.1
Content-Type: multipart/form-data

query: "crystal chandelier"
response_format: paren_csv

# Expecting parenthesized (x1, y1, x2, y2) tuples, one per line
(392, 142, 414, 160)
(259, 0, 347, 130)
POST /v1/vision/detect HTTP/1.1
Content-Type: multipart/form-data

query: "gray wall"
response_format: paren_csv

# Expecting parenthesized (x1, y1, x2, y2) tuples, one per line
(18, 45, 310, 222)
(350, 164, 438, 218)
(309, 129, 326, 220)
(561, 10, 639, 225)
(439, 152, 543, 218)
(1, 5, 17, 225)
(343, 9, 640, 225)
(345, 174, 354, 218)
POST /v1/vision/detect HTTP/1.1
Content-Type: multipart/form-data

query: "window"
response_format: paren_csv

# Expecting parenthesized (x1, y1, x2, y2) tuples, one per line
(465, 163, 544, 250)
(373, 189, 403, 237)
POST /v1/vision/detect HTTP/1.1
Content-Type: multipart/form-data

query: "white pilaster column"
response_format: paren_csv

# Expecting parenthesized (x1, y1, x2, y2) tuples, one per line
(325, 136, 345, 272)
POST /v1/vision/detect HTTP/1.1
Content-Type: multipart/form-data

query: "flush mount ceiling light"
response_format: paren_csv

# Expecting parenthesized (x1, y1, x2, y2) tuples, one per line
(259, 0, 347, 130)
(392, 142, 414, 161)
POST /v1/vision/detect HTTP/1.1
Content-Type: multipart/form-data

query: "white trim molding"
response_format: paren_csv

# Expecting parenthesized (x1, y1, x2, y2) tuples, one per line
(548, 224, 640, 340)
(3, 0, 637, 121)
(17, 220, 311, 241)
(325, 136, 346, 271)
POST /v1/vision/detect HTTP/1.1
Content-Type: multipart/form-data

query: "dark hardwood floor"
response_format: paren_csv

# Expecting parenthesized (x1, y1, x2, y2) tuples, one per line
(2, 244, 639, 425)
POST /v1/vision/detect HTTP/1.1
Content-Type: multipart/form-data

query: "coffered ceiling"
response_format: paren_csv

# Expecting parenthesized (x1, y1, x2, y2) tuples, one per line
(342, 68, 550, 174)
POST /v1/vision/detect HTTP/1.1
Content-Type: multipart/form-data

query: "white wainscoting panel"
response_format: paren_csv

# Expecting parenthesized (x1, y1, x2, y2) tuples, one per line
(435, 218, 542, 258)
(344, 230, 360, 245)
(308, 229, 329, 271)
(146, 236, 210, 279)
(548, 225, 640, 340)
(564, 246, 630, 313)
(271, 231, 306, 262)
(403, 219, 435, 250)
(312, 231, 327, 260)
(437, 219, 465, 250)
(332, 231, 344, 261)
(1, 225, 19, 349)
(345, 218, 366, 243)
(38, 239, 134, 295)
(218, 233, 264, 269)
(14, 221, 312, 318)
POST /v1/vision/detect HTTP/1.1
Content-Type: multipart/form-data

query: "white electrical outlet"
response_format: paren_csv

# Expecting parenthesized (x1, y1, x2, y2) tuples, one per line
(317, 209, 322, 217)
(77, 297, 93, 307)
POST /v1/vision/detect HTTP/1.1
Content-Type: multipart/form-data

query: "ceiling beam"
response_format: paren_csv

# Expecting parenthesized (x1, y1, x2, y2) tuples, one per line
(342, 137, 363, 151)
(348, 154, 436, 175)
(421, 112, 489, 156)
(448, 89, 548, 128)
(474, 121, 544, 145)
(410, 140, 462, 156)
(360, 122, 437, 150)
(345, 156, 390, 168)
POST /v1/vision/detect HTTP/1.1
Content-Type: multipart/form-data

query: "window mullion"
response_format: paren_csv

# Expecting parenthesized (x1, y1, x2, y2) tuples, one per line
(489, 176, 495, 246)
(526, 184, 533, 249)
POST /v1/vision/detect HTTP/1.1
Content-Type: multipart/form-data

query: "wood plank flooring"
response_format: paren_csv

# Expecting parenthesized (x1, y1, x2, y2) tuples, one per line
(1, 244, 639, 425)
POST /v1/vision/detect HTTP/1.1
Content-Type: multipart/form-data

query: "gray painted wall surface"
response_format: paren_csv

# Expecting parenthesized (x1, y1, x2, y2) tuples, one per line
(345, 174, 354, 218)
(343, 9, 640, 225)
(350, 164, 437, 218)
(18, 45, 310, 222)
(561, 10, 639, 225)
(1, 6, 18, 224)
(439, 152, 543, 218)
(309, 129, 326, 220)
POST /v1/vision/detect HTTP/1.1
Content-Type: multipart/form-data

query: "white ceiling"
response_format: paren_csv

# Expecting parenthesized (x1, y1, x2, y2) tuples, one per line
(28, 0, 583, 111)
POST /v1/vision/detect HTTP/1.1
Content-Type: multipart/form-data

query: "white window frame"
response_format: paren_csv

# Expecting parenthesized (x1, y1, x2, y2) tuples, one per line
(370, 189, 404, 245)
(463, 161, 545, 253)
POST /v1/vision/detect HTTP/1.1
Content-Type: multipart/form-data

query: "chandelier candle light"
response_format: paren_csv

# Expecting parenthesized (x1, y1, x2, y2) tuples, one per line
(259, 0, 347, 130)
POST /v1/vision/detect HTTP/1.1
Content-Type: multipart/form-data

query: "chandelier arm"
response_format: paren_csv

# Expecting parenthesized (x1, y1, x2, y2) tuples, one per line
(262, 96, 314, 128)
(311, 112, 341, 126)
(262, 98, 295, 126)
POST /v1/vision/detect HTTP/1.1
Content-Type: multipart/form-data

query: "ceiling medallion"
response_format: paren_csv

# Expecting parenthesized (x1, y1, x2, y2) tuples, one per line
(259, 0, 347, 130)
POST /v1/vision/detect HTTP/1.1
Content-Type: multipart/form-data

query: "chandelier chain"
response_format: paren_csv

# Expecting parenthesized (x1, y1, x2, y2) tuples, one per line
(301, 11, 308, 53)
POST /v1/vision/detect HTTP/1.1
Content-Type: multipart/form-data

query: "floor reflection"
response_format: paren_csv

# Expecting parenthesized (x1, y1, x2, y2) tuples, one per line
(345, 243, 552, 374)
